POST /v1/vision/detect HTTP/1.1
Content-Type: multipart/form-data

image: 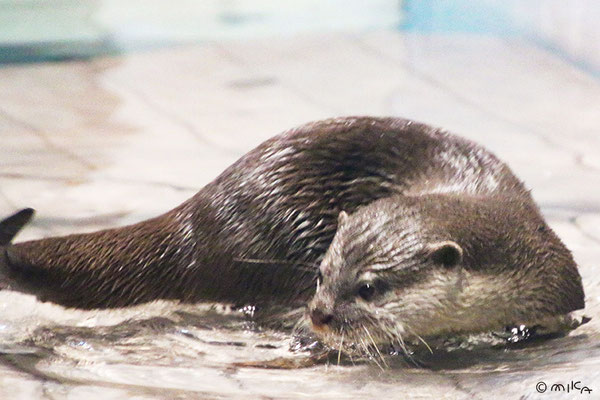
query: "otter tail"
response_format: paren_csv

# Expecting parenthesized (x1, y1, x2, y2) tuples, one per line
(0, 208, 35, 246)
(1, 208, 35, 290)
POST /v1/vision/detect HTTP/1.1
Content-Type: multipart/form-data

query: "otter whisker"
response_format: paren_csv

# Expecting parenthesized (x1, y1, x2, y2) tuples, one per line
(359, 337, 383, 371)
(413, 332, 433, 355)
(363, 325, 388, 369)
(337, 331, 344, 366)
(348, 353, 355, 366)
(390, 326, 420, 367)
(393, 327, 408, 356)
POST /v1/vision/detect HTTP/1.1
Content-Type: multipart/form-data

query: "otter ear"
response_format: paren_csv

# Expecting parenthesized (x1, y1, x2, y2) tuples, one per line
(337, 210, 349, 225)
(426, 241, 463, 268)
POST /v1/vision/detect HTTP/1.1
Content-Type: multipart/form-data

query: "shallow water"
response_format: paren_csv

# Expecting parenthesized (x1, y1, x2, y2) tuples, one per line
(0, 298, 598, 399)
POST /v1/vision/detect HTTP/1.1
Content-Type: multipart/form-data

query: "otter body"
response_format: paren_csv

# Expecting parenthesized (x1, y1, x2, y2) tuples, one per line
(0, 117, 584, 338)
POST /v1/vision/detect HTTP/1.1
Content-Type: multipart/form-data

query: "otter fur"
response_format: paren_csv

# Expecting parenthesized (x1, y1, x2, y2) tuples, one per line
(0, 117, 584, 340)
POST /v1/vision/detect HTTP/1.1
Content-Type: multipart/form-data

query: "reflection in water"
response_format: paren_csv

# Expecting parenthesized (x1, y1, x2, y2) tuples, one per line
(1, 303, 597, 399)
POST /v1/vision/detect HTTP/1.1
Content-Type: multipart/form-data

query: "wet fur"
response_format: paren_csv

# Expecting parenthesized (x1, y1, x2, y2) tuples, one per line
(0, 117, 585, 328)
(309, 194, 584, 346)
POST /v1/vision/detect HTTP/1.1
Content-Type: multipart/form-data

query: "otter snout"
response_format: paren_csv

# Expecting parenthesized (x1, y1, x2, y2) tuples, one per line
(310, 308, 333, 327)
(308, 293, 336, 331)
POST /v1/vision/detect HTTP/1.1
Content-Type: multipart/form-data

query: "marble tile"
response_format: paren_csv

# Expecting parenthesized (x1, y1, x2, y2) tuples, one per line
(576, 213, 600, 243)
(359, 31, 600, 207)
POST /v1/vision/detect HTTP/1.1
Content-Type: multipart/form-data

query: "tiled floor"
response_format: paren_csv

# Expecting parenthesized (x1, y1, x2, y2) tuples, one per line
(0, 30, 599, 398)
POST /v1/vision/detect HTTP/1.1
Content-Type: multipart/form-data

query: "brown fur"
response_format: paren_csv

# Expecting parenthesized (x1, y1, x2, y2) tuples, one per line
(0, 117, 585, 321)
(308, 193, 583, 344)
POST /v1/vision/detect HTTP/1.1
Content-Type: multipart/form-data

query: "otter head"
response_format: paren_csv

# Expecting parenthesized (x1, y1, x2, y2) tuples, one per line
(307, 195, 585, 349)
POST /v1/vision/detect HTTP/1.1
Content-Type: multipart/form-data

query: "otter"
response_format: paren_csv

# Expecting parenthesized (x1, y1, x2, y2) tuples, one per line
(307, 195, 584, 347)
(0, 117, 584, 343)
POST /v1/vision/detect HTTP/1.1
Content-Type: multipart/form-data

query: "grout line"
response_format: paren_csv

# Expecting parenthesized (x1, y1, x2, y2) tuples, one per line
(0, 184, 17, 210)
(570, 216, 600, 246)
(0, 172, 198, 193)
(0, 109, 97, 171)
(526, 35, 600, 82)
(101, 71, 242, 157)
(352, 34, 600, 173)
(212, 42, 343, 116)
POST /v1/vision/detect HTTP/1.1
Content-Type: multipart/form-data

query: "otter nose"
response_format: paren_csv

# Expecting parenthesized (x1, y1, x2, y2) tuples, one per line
(310, 308, 333, 327)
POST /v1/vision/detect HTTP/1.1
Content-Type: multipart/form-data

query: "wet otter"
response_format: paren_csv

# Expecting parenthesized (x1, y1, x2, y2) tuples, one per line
(0, 117, 584, 342)
(308, 194, 584, 347)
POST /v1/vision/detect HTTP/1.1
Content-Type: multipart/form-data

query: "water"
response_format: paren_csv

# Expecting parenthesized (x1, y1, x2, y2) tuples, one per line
(1, 299, 597, 399)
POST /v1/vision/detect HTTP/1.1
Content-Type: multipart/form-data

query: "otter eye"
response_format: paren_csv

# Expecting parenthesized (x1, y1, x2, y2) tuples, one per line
(358, 283, 375, 301)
